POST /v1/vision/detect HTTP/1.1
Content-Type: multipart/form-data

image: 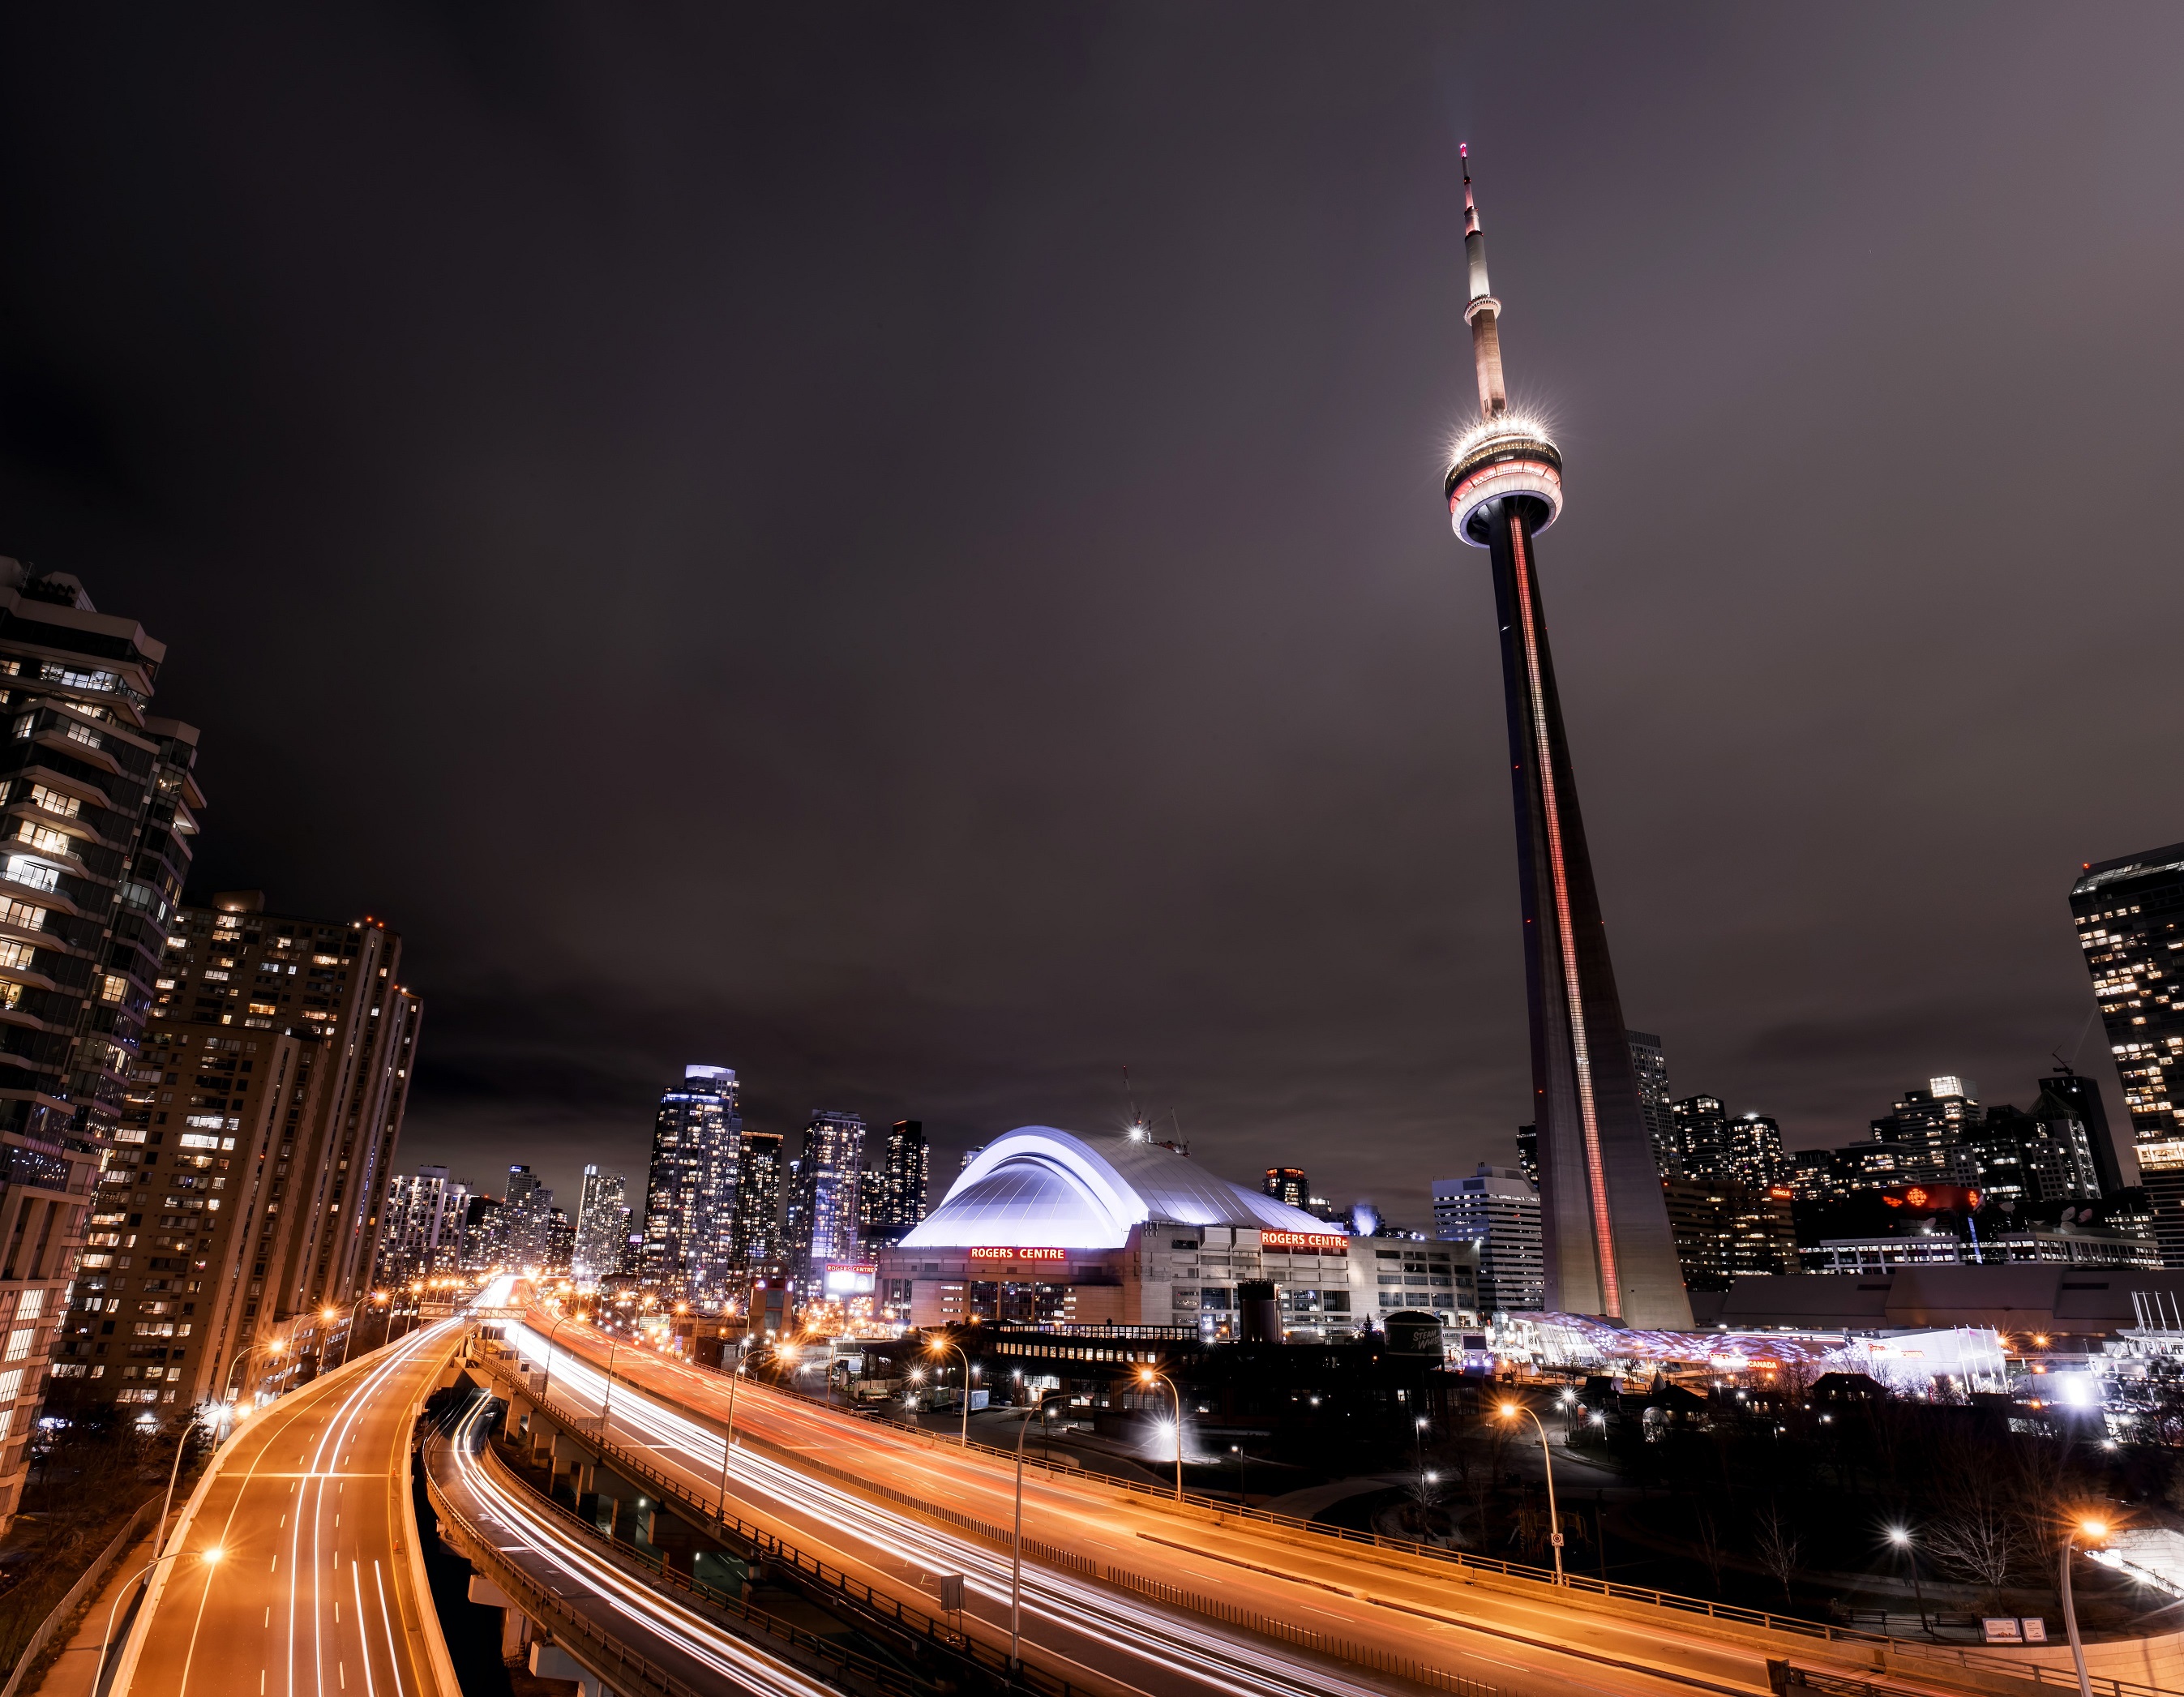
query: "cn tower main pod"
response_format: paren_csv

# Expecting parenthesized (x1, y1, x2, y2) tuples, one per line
(1446, 148, 1690, 1328)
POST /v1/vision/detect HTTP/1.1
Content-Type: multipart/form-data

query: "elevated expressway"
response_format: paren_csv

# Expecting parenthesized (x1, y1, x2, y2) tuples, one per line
(112, 1318, 468, 1697)
(500, 1314, 2063, 1697)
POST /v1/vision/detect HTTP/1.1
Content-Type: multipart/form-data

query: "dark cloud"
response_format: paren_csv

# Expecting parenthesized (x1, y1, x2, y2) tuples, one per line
(1, 5, 2178, 1223)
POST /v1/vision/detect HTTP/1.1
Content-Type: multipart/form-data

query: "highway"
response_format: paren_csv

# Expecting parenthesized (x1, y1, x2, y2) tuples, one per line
(114, 1318, 464, 1697)
(425, 1388, 850, 1697)
(501, 1315, 1938, 1697)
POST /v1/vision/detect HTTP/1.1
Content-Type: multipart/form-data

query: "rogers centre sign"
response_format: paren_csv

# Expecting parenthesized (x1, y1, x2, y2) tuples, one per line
(1261, 1231, 1349, 1253)
(966, 1246, 1067, 1262)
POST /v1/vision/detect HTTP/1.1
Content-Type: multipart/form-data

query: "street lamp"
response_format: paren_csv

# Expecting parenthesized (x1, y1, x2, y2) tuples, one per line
(1886, 1526, 1929, 1635)
(1136, 1365, 1184, 1501)
(715, 1353, 748, 1528)
(1498, 1399, 1565, 1585)
(1010, 1390, 1065, 1668)
(2061, 1518, 2108, 1697)
(927, 1337, 974, 1447)
(537, 1308, 573, 1403)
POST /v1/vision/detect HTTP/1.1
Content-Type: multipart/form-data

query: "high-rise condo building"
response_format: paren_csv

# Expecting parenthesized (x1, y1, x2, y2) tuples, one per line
(0, 563, 206, 1528)
(1659, 1176, 1797, 1288)
(731, 1128, 783, 1277)
(1625, 1032, 1674, 1176)
(786, 1110, 864, 1303)
(860, 1120, 929, 1252)
(127, 893, 419, 1382)
(1432, 1164, 1544, 1314)
(1262, 1167, 1310, 1210)
(639, 1065, 742, 1301)
(2071, 844, 2184, 1262)
(459, 1192, 503, 1271)
(1444, 155, 1689, 1326)
(502, 1165, 555, 1269)
(1724, 1112, 1788, 1189)
(375, 1163, 467, 1284)
(545, 1206, 572, 1275)
(572, 1165, 627, 1282)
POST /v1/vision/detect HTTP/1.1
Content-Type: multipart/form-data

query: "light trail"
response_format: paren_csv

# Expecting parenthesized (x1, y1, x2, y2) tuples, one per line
(440, 1393, 837, 1697)
(506, 1320, 1398, 1697)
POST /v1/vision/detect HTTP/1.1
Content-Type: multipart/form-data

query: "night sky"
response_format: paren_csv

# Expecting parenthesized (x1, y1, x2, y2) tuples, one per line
(2, 6, 2180, 1225)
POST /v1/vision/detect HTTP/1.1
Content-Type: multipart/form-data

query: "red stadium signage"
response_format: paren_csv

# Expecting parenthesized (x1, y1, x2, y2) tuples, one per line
(1261, 1230, 1349, 1253)
(1881, 1184, 1981, 1215)
(967, 1246, 1067, 1262)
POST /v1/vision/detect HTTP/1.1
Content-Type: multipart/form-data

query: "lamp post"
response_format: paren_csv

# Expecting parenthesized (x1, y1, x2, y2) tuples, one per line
(1011, 1391, 1065, 1668)
(928, 1337, 974, 1447)
(1886, 1526, 1929, 1636)
(222, 1335, 285, 1406)
(1498, 1399, 1565, 1585)
(537, 1309, 572, 1403)
(1136, 1365, 1184, 1500)
(94, 1545, 221, 1697)
(152, 1408, 210, 1562)
(2061, 1519, 2106, 1697)
(714, 1352, 747, 1528)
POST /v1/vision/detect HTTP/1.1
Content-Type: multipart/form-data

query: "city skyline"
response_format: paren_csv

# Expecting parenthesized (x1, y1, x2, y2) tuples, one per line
(0, 11, 2178, 1224)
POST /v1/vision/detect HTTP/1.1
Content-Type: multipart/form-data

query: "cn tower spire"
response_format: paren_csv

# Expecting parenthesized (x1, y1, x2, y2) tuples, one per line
(1460, 144, 1506, 419)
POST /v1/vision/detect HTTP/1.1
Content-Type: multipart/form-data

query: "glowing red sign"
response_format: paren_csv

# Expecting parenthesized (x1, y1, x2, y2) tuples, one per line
(967, 1246, 1066, 1262)
(1261, 1230, 1348, 1253)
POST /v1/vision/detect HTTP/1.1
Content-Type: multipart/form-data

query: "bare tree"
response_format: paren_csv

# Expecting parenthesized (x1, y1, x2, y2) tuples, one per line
(1694, 1509, 1729, 1596)
(1754, 1501, 1802, 1606)
(1924, 1502, 2026, 1615)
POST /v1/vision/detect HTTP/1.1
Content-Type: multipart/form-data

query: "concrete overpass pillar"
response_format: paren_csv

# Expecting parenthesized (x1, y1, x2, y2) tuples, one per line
(465, 1574, 532, 1662)
(529, 1642, 607, 1697)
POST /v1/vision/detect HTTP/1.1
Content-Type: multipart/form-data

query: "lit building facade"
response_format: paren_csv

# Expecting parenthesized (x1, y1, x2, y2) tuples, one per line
(572, 1165, 627, 1283)
(879, 1127, 1475, 1337)
(0, 562, 205, 1529)
(2071, 844, 2184, 1264)
(638, 1065, 741, 1301)
(1659, 1176, 1797, 1289)
(1262, 1167, 1310, 1209)
(1444, 156, 1689, 1327)
(731, 1127, 783, 1278)
(1872, 1080, 1984, 1181)
(375, 1164, 466, 1284)
(502, 1166, 554, 1268)
(1626, 1032, 1674, 1176)
(786, 1110, 864, 1303)
(859, 1119, 929, 1252)
(1433, 1164, 1544, 1313)
(144, 894, 419, 1374)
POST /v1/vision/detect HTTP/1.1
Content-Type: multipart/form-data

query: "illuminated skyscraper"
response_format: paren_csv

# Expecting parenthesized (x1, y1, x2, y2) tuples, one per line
(786, 1110, 865, 1302)
(2071, 844, 2184, 1263)
(1262, 1167, 1310, 1209)
(572, 1165, 627, 1282)
(1444, 151, 1689, 1326)
(639, 1065, 741, 1300)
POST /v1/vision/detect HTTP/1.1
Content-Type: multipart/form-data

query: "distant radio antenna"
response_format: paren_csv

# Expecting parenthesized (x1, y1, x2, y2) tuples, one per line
(1123, 1065, 1150, 1141)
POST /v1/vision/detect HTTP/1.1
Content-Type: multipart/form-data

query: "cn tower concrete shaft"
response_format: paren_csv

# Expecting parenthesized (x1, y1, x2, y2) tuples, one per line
(1449, 152, 1689, 1328)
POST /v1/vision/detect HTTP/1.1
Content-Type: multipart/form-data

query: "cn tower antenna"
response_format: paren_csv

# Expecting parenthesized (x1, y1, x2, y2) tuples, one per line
(1459, 145, 1505, 418)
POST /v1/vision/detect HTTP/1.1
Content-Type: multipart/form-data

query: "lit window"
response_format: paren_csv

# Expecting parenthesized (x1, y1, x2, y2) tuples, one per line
(2, 1331, 29, 1362)
(26, 785, 79, 820)
(101, 975, 126, 1004)
(62, 721, 100, 750)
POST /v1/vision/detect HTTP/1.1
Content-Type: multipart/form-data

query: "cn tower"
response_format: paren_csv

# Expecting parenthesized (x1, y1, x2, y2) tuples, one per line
(1446, 148, 1690, 1328)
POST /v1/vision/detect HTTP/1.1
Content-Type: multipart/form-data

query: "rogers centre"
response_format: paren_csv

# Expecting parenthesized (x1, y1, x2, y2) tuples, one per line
(874, 1126, 1478, 1339)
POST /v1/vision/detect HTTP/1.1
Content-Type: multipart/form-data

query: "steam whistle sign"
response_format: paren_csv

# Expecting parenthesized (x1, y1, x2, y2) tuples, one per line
(968, 1247, 1066, 1262)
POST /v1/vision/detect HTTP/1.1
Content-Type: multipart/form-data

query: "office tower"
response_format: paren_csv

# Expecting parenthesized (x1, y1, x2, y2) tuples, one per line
(1626, 1031, 1675, 1176)
(2071, 846, 2184, 1260)
(375, 1164, 466, 1284)
(786, 1111, 865, 1302)
(0, 563, 207, 1527)
(1968, 1099, 2101, 1206)
(1262, 1167, 1310, 1209)
(2041, 1065, 2122, 1196)
(1870, 1080, 1982, 1181)
(730, 1127, 784, 1277)
(861, 1120, 930, 1252)
(1432, 1165, 1544, 1313)
(1723, 1112, 1788, 1189)
(126, 894, 418, 1381)
(1445, 156, 1689, 1327)
(460, 1192, 503, 1270)
(1667, 1096, 1728, 1180)
(572, 1166, 628, 1283)
(638, 1065, 741, 1300)
(501, 1166, 555, 1268)
(1514, 1124, 1539, 1189)
(1659, 1176, 1797, 1288)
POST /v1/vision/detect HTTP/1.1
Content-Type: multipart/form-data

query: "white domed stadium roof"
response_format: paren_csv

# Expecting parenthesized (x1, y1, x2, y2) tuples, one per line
(898, 1125, 1339, 1251)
